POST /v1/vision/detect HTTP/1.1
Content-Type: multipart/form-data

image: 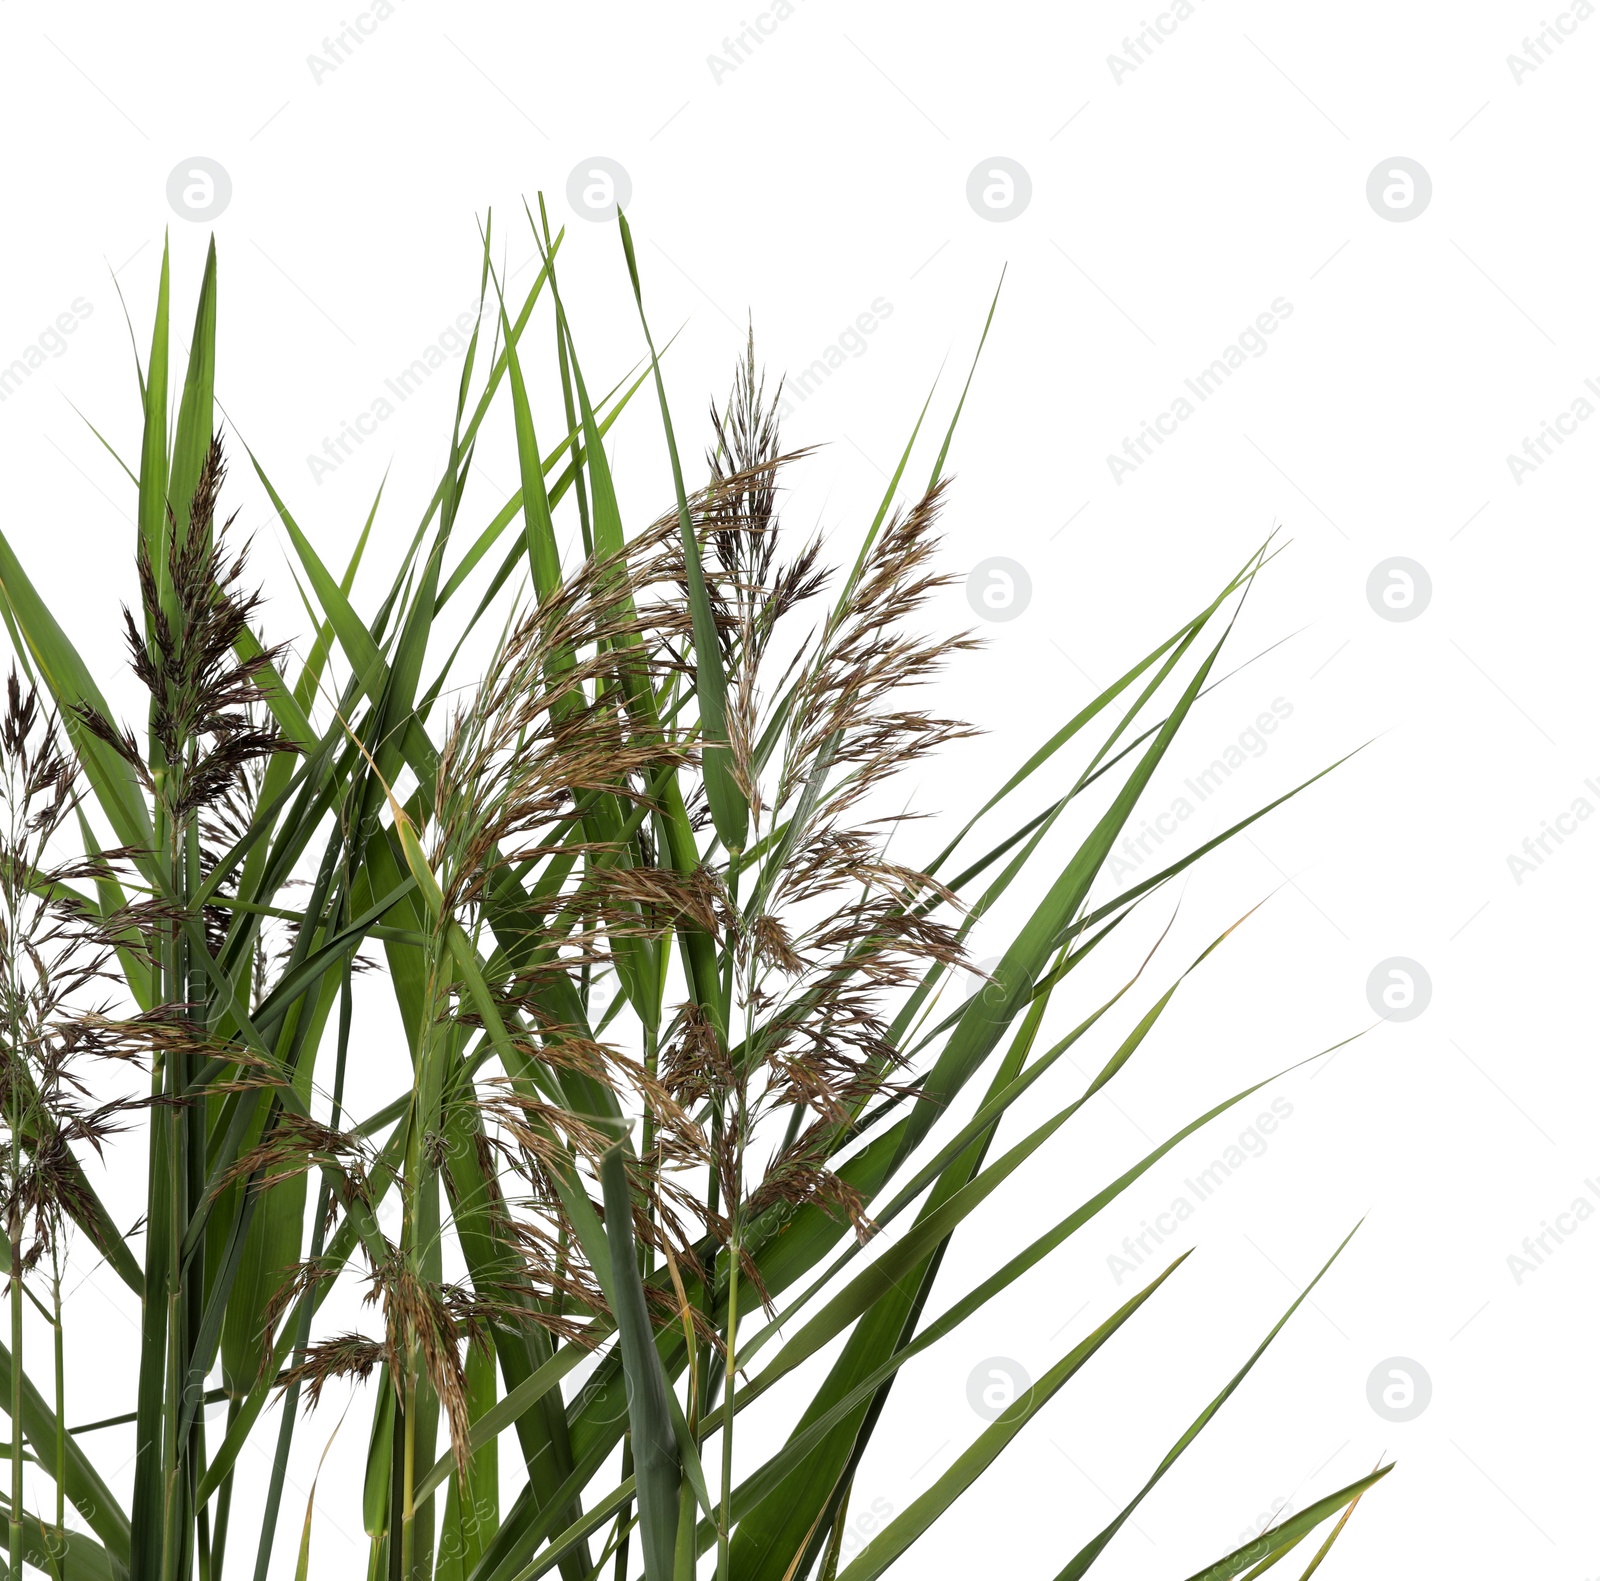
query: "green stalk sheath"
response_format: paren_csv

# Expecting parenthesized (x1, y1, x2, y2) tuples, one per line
(600, 1147, 681, 1580)
(717, 1208, 740, 1581)
(160, 803, 188, 1581)
(53, 1257, 65, 1550)
(8, 1174, 20, 1581)
(401, 1358, 418, 1581)
(5, 792, 23, 1581)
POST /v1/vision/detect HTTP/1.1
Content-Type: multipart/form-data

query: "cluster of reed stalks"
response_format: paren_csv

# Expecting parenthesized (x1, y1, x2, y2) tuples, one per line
(0, 204, 1385, 1581)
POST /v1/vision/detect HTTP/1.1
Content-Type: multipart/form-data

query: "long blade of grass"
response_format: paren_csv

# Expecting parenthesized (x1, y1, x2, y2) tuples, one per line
(1055, 1222, 1368, 1579)
(832, 1255, 1182, 1581)
(617, 211, 746, 854)
(1178, 1467, 1392, 1581)
(168, 237, 217, 546)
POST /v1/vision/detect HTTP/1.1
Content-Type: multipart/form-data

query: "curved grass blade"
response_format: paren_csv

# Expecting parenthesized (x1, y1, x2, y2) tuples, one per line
(1056, 1223, 1369, 1580)
(0, 1341, 129, 1567)
(832, 1256, 1185, 1581)
(0, 532, 154, 859)
(289, 1404, 349, 1581)
(1178, 1466, 1392, 1581)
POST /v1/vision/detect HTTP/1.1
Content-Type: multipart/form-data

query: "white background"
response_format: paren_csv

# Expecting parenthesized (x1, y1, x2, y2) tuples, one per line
(1, 1, 1595, 1576)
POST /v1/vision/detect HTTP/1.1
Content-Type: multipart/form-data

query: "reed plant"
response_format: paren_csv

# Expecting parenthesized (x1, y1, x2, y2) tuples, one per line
(0, 203, 1387, 1581)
